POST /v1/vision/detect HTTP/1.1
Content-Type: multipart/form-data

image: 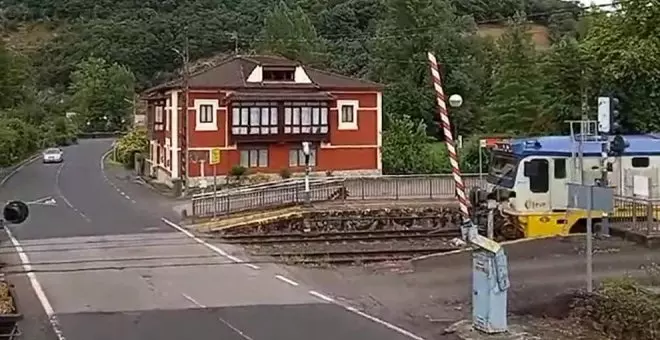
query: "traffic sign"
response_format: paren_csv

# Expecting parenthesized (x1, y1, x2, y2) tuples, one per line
(210, 148, 221, 165)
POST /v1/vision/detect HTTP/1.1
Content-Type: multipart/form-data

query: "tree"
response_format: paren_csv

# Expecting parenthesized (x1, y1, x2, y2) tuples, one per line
(580, 0, 660, 133)
(382, 114, 450, 174)
(541, 37, 584, 133)
(256, 1, 327, 66)
(485, 16, 547, 134)
(69, 57, 135, 132)
(369, 0, 483, 137)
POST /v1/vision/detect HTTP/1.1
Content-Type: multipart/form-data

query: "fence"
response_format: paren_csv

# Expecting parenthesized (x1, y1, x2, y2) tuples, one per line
(191, 173, 487, 218)
(612, 195, 660, 236)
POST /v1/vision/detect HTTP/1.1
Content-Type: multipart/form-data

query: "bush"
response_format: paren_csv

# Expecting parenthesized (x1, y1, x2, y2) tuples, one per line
(229, 165, 248, 183)
(279, 168, 292, 179)
(114, 127, 148, 166)
(571, 277, 660, 340)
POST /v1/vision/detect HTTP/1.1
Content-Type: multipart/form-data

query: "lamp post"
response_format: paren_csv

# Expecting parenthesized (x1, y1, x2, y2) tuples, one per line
(302, 141, 311, 205)
(448, 94, 463, 148)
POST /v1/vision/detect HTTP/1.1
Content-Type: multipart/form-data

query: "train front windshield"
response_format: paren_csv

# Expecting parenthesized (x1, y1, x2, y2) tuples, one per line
(487, 151, 519, 188)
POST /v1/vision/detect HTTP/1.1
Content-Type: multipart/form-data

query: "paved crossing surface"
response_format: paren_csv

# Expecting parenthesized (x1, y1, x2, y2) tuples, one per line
(0, 139, 419, 340)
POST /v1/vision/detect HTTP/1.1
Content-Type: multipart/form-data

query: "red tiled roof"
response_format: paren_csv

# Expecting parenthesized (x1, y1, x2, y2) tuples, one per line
(144, 55, 382, 94)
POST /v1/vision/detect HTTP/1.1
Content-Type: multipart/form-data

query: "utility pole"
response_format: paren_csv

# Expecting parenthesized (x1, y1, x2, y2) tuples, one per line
(176, 30, 191, 194)
(232, 32, 239, 54)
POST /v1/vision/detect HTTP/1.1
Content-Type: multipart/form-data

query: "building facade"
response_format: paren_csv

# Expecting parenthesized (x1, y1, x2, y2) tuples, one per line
(143, 55, 383, 187)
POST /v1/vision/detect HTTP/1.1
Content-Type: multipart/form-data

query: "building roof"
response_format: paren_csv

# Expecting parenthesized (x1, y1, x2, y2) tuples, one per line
(144, 54, 383, 94)
(503, 134, 660, 157)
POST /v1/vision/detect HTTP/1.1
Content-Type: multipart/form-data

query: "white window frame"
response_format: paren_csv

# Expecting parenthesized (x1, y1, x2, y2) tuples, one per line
(155, 106, 164, 123)
(239, 148, 269, 168)
(195, 99, 219, 131)
(289, 147, 317, 167)
(337, 100, 359, 130)
(199, 104, 214, 123)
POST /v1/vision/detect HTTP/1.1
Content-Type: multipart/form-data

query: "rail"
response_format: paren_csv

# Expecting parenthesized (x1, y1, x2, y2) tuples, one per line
(611, 195, 660, 236)
(191, 173, 487, 218)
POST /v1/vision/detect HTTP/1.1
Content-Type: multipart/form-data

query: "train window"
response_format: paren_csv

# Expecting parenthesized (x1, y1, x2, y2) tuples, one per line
(632, 157, 649, 168)
(554, 158, 566, 179)
(524, 159, 549, 193)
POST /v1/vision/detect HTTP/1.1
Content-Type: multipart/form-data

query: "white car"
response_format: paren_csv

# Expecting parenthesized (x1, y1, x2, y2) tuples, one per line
(42, 148, 64, 163)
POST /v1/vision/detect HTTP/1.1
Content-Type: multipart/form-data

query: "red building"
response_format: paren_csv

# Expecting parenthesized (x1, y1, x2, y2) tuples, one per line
(143, 55, 383, 187)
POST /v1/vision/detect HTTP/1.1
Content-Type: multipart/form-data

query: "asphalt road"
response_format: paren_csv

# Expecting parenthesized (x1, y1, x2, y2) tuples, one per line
(0, 139, 419, 340)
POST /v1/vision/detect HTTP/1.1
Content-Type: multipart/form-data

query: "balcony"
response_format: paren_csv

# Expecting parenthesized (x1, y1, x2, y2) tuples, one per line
(230, 100, 330, 144)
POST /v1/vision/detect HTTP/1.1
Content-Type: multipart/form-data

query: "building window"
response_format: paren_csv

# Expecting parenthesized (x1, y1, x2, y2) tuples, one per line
(231, 102, 279, 135)
(263, 68, 295, 82)
(337, 100, 359, 130)
(289, 147, 317, 167)
(195, 99, 218, 131)
(199, 105, 214, 123)
(240, 148, 269, 168)
(155, 106, 164, 123)
(632, 157, 649, 168)
(341, 105, 354, 123)
(284, 102, 329, 134)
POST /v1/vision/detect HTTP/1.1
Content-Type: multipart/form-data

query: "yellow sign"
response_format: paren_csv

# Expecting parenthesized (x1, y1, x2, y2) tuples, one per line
(209, 148, 221, 165)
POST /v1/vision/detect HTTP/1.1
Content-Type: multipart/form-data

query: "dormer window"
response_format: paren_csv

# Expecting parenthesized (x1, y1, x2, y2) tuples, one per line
(263, 67, 295, 82)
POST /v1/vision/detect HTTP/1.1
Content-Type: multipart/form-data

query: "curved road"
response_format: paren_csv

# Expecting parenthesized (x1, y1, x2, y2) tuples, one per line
(0, 139, 419, 340)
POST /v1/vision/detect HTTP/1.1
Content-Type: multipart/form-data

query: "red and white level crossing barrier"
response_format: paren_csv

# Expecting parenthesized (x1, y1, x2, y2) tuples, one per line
(427, 52, 470, 219)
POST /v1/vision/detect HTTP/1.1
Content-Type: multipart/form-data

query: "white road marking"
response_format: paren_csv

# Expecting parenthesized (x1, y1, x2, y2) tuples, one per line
(55, 163, 91, 223)
(5, 227, 68, 340)
(308, 290, 335, 303)
(161, 218, 260, 269)
(100, 149, 140, 206)
(181, 293, 255, 340)
(343, 306, 425, 340)
(275, 275, 299, 286)
(182, 293, 205, 308)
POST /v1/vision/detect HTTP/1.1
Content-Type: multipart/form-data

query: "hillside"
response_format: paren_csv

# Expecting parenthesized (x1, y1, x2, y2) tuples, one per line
(0, 0, 658, 175)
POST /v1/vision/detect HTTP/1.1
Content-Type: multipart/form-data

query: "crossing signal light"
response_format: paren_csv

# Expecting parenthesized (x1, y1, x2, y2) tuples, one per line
(3, 200, 29, 225)
(598, 95, 622, 134)
(609, 96, 621, 133)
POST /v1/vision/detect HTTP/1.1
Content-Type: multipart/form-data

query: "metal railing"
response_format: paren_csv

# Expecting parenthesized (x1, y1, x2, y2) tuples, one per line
(192, 178, 347, 217)
(191, 173, 487, 218)
(612, 195, 660, 236)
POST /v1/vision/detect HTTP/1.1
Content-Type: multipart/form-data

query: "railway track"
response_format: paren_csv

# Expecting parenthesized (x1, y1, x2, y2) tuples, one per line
(216, 228, 462, 265)
(217, 228, 461, 244)
(264, 247, 460, 264)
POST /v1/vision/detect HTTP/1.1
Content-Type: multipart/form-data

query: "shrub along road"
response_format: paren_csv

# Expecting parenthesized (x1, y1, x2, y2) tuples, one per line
(0, 139, 419, 340)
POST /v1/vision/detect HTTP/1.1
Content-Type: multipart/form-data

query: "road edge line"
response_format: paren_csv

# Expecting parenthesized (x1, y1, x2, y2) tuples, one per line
(161, 217, 261, 270)
(1, 152, 68, 340)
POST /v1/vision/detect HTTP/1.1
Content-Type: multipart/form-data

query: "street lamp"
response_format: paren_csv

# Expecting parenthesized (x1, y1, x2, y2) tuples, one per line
(302, 141, 311, 205)
(448, 94, 463, 148)
(448, 94, 463, 108)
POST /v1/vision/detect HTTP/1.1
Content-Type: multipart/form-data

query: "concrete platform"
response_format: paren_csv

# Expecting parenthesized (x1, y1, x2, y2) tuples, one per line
(609, 223, 660, 248)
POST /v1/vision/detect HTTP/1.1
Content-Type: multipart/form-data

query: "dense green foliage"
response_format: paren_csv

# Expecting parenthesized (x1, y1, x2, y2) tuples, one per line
(114, 127, 148, 167)
(0, 0, 657, 173)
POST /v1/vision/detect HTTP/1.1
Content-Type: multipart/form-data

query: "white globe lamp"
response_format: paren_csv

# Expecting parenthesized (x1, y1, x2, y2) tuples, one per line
(448, 94, 463, 108)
